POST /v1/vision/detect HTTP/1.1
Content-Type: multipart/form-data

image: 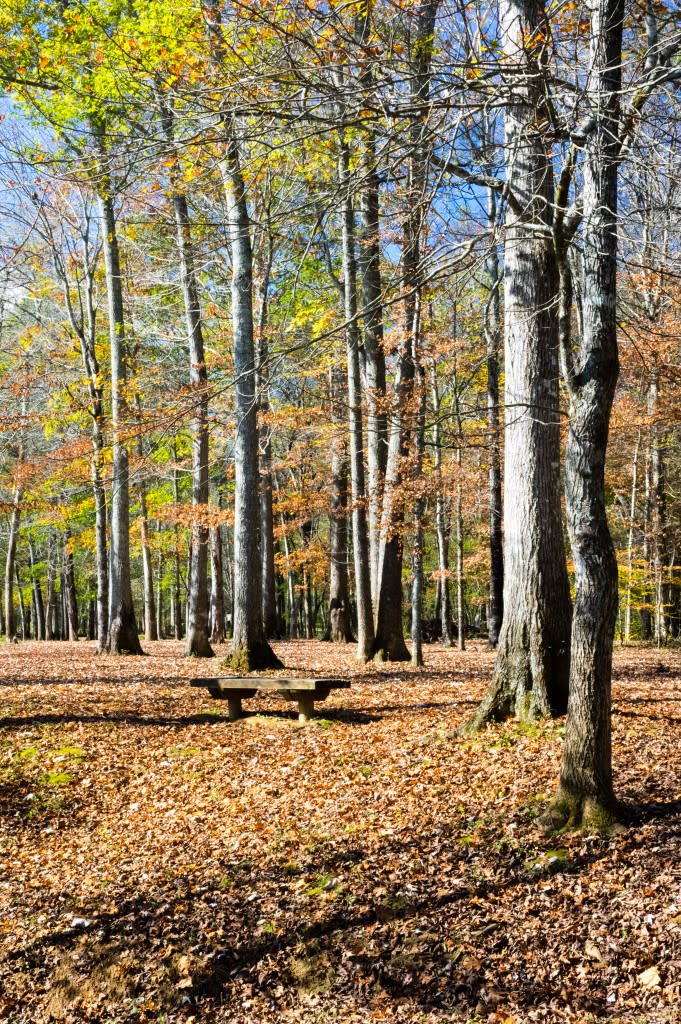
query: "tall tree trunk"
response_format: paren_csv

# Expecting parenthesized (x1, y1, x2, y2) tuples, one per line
(209, 526, 225, 645)
(456, 451, 465, 652)
(325, 366, 354, 643)
(28, 536, 45, 641)
(359, 136, 388, 607)
(338, 134, 374, 661)
(92, 436, 109, 652)
(156, 543, 164, 640)
(431, 374, 452, 647)
(410, 353, 426, 668)
(254, 215, 278, 639)
(172, 452, 183, 640)
(547, 0, 623, 830)
(649, 375, 667, 644)
(485, 189, 504, 648)
(45, 528, 58, 641)
(15, 567, 26, 641)
(155, 95, 212, 657)
(355, 4, 388, 607)
(624, 431, 641, 642)
(138, 486, 157, 642)
(4, 449, 24, 644)
(465, 0, 571, 729)
(640, 446, 653, 637)
(64, 245, 109, 653)
(373, 0, 438, 663)
(96, 149, 143, 655)
(133, 399, 157, 643)
(63, 525, 79, 641)
(274, 474, 296, 639)
(220, 132, 281, 670)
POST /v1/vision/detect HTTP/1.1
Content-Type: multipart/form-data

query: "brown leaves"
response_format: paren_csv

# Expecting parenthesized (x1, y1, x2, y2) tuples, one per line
(1, 642, 681, 1022)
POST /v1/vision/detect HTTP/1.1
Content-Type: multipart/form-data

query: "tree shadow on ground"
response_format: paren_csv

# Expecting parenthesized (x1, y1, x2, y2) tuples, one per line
(1, 822, 631, 1022)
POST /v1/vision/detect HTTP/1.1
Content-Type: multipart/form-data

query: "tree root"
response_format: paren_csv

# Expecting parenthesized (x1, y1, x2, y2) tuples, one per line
(225, 641, 283, 672)
(540, 786, 623, 835)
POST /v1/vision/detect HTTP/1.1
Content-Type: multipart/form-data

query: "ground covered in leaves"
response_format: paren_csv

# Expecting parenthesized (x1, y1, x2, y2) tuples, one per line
(1, 640, 681, 1024)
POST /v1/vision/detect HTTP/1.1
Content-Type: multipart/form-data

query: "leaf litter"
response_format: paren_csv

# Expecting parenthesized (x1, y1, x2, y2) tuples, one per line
(0, 640, 680, 1024)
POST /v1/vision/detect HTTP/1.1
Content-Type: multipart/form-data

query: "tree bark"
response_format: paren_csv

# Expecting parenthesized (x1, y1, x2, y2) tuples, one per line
(410, 353, 426, 668)
(649, 375, 668, 643)
(465, 0, 571, 729)
(355, 3, 388, 607)
(15, 567, 26, 641)
(63, 525, 79, 641)
(485, 189, 504, 649)
(155, 94, 213, 658)
(96, 149, 143, 655)
(45, 528, 58, 641)
(373, 0, 438, 663)
(4, 444, 24, 644)
(28, 536, 45, 641)
(220, 132, 281, 670)
(156, 542, 164, 640)
(325, 365, 354, 643)
(209, 526, 225, 645)
(624, 431, 641, 642)
(431, 373, 453, 647)
(338, 133, 374, 661)
(547, 0, 624, 830)
(254, 214, 279, 639)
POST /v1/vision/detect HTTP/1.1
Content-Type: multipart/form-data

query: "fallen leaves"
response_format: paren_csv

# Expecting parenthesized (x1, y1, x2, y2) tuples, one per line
(638, 964, 662, 990)
(0, 641, 680, 1023)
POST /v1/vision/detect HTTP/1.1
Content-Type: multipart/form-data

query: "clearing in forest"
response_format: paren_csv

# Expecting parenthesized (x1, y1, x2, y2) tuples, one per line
(1, 641, 680, 1024)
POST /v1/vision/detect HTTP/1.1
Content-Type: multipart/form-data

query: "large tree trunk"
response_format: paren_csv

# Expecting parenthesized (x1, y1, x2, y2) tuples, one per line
(4, 449, 23, 644)
(359, 135, 388, 606)
(96, 159, 143, 655)
(547, 0, 623, 830)
(355, 5, 388, 607)
(220, 132, 281, 671)
(373, 0, 438, 663)
(156, 543, 164, 640)
(137, 481, 157, 642)
(431, 374, 453, 647)
(92, 435, 109, 652)
(28, 536, 45, 641)
(465, 0, 571, 729)
(410, 354, 426, 668)
(649, 375, 668, 643)
(45, 528, 58, 640)
(209, 526, 225, 645)
(639, 446, 653, 637)
(64, 243, 109, 652)
(254, 218, 279, 639)
(155, 96, 213, 658)
(485, 188, 504, 649)
(63, 525, 79, 642)
(15, 567, 26, 641)
(133, 397, 158, 643)
(338, 134, 374, 661)
(624, 431, 641, 642)
(325, 366, 354, 643)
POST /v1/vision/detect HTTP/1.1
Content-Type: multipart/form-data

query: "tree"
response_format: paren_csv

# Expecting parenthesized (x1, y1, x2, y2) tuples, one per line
(465, 0, 572, 729)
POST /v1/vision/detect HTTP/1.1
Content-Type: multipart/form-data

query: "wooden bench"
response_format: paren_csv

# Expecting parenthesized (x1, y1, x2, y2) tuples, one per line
(190, 677, 350, 722)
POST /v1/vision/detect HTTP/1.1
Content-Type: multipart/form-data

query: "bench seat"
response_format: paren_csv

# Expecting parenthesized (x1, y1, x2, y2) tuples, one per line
(190, 677, 350, 722)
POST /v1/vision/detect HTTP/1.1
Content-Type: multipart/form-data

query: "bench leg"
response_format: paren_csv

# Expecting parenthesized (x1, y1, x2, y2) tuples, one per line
(297, 696, 314, 723)
(228, 697, 243, 722)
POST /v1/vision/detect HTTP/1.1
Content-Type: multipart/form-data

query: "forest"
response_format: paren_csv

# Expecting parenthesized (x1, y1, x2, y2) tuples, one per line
(1, 0, 681, 1021)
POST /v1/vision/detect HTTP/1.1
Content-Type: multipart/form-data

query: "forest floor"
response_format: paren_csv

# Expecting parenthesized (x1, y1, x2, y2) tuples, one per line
(1, 641, 681, 1024)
